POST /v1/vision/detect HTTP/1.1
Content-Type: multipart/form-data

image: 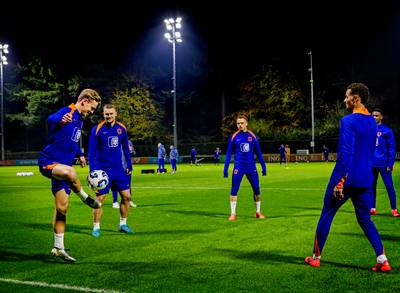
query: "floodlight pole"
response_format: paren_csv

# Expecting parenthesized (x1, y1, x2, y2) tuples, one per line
(172, 25, 177, 149)
(308, 51, 315, 153)
(0, 44, 8, 161)
(164, 18, 182, 149)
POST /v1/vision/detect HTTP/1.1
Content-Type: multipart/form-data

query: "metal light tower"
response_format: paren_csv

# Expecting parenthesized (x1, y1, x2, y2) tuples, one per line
(164, 17, 182, 148)
(0, 43, 9, 161)
(308, 51, 315, 153)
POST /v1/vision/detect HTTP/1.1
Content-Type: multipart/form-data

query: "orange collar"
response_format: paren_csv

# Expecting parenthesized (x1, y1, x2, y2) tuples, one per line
(353, 107, 370, 115)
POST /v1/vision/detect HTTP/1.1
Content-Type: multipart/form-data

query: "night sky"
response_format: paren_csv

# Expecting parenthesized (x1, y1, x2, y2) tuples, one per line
(1, 1, 400, 123)
(2, 1, 400, 78)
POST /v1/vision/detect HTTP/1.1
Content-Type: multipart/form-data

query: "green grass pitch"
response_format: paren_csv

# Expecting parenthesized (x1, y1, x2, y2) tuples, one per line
(0, 162, 399, 292)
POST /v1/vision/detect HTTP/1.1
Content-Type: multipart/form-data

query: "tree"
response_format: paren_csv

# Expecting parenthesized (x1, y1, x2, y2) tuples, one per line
(7, 57, 65, 128)
(5, 57, 85, 151)
(315, 100, 346, 138)
(222, 65, 308, 139)
(111, 82, 166, 143)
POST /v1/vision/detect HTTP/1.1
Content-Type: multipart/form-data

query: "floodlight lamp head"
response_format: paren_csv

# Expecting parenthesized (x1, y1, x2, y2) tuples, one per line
(166, 24, 173, 30)
(168, 18, 175, 23)
(0, 44, 9, 54)
(176, 23, 182, 29)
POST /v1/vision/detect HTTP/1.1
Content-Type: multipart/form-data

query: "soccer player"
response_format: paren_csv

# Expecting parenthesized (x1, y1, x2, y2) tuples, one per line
(190, 147, 197, 165)
(214, 147, 221, 165)
(322, 145, 330, 162)
(305, 83, 391, 272)
(38, 89, 102, 262)
(370, 108, 399, 217)
(88, 104, 133, 237)
(223, 114, 267, 221)
(170, 145, 179, 174)
(278, 144, 287, 167)
(112, 140, 136, 208)
(157, 143, 166, 174)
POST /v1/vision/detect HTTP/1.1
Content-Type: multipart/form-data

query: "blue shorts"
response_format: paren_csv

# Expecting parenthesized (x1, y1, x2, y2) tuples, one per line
(38, 158, 71, 195)
(230, 165, 260, 196)
(97, 167, 130, 195)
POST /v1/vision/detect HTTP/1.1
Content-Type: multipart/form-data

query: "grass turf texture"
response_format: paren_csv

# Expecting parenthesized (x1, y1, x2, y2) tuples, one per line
(0, 162, 399, 292)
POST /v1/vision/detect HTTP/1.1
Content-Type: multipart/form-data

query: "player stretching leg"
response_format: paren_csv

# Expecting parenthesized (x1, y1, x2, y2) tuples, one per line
(305, 83, 391, 271)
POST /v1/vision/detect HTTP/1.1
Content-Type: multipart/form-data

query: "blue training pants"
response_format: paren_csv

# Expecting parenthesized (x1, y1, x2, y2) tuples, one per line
(372, 167, 397, 210)
(313, 184, 384, 257)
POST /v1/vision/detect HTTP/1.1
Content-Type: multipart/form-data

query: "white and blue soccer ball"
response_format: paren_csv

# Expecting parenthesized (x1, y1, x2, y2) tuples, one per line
(87, 170, 109, 191)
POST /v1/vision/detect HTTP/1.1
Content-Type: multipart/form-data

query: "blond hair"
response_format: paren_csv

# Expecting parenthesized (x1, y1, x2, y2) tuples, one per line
(103, 104, 116, 111)
(236, 113, 248, 121)
(78, 89, 101, 102)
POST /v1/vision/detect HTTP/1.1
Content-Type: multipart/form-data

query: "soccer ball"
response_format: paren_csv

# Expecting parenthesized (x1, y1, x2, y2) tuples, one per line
(87, 170, 109, 191)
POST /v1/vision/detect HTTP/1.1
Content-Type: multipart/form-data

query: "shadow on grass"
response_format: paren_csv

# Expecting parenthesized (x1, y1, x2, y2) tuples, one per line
(0, 247, 367, 271)
(214, 248, 365, 270)
(23, 223, 211, 238)
(287, 206, 355, 214)
(23, 223, 116, 235)
(0, 248, 73, 264)
(267, 214, 319, 219)
(135, 229, 211, 235)
(166, 210, 227, 218)
(337, 232, 400, 242)
(135, 203, 179, 208)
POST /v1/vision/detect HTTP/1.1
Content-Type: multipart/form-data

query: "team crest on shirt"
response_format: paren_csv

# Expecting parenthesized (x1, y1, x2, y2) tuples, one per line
(234, 169, 238, 174)
(108, 136, 119, 147)
(240, 143, 250, 152)
(377, 132, 382, 137)
(71, 127, 81, 142)
(117, 128, 122, 135)
(248, 136, 253, 142)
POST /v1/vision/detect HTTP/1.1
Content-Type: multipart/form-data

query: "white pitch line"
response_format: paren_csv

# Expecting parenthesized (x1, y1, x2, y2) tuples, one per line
(0, 277, 126, 293)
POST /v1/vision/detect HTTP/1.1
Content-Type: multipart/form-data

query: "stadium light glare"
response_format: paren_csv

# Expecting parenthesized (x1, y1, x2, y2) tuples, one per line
(164, 17, 183, 149)
(0, 43, 9, 160)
